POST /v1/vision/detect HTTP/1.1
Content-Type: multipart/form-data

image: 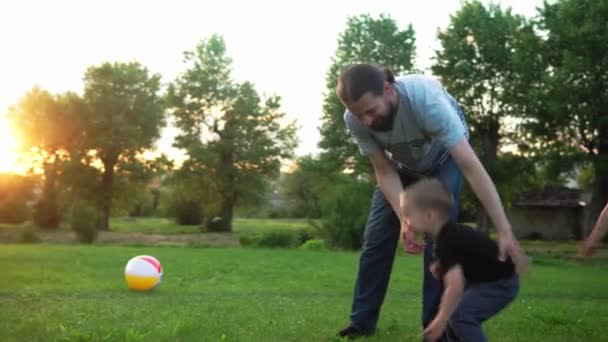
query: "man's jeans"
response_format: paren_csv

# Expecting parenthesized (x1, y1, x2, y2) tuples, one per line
(349, 156, 463, 332)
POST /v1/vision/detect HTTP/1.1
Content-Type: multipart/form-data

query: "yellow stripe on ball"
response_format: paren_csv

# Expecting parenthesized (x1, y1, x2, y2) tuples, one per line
(125, 274, 160, 291)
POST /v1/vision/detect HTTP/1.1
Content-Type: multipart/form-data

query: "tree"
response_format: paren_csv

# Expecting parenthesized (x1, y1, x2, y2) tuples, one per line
(279, 155, 332, 218)
(82, 61, 165, 230)
(0, 173, 36, 224)
(577, 163, 595, 193)
(319, 14, 417, 176)
(516, 0, 608, 235)
(167, 35, 297, 232)
(111, 154, 173, 217)
(8, 88, 84, 229)
(432, 1, 535, 233)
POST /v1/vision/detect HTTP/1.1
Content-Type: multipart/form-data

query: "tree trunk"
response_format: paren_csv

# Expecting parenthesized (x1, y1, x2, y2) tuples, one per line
(215, 143, 236, 232)
(151, 189, 160, 212)
(218, 196, 235, 232)
(99, 160, 115, 231)
(42, 164, 57, 214)
(476, 119, 500, 236)
(35, 162, 61, 229)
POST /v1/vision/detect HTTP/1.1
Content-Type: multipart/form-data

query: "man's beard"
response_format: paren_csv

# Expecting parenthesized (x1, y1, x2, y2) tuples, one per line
(369, 102, 397, 132)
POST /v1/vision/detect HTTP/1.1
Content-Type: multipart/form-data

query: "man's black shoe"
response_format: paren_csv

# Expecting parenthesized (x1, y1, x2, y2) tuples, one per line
(338, 325, 373, 339)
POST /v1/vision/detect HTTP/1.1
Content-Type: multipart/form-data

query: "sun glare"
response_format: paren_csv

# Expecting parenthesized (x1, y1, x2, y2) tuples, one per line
(0, 115, 21, 173)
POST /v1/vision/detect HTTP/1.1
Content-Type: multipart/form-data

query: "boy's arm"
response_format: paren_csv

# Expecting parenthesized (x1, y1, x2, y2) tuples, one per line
(423, 265, 465, 341)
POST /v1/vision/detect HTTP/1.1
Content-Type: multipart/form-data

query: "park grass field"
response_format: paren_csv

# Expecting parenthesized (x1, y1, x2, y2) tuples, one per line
(1, 243, 607, 341)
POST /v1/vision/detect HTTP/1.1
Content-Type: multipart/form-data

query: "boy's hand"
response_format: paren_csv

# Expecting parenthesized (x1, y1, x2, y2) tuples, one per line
(400, 221, 424, 254)
(423, 317, 447, 342)
(429, 261, 442, 280)
(400, 224, 423, 254)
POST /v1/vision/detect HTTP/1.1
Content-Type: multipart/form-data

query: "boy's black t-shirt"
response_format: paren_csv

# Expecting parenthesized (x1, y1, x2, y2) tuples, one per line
(435, 223, 515, 284)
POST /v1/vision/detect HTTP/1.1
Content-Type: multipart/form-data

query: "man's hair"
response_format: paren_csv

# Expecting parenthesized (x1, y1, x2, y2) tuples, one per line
(336, 64, 395, 103)
(401, 178, 454, 219)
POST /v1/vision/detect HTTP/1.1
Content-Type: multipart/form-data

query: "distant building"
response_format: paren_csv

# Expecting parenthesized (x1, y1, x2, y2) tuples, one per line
(507, 186, 589, 240)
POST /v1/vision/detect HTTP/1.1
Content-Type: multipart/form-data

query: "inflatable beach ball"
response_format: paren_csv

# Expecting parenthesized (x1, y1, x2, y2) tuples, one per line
(124, 255, 163, 291)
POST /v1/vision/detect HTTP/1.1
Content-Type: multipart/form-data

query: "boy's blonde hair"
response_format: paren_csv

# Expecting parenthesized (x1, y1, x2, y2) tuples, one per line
(400, 178, 454, 219)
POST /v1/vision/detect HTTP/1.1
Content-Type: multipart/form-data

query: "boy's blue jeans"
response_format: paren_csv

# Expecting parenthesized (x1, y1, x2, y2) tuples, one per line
(349, 156, 463, 332)
(445, 274, 519, 342)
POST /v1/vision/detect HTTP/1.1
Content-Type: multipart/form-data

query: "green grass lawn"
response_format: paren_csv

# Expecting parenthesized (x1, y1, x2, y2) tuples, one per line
(1, 244, 607, 341)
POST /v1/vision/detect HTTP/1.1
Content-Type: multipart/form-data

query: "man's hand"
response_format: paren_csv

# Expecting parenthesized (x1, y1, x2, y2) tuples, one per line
(578, 238, 596, 258)
(423, 317, 447, 342)
(579, 203, 608, 259)
(498, 230, 529, 273)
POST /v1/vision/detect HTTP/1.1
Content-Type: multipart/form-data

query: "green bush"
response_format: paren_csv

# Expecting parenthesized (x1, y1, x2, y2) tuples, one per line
(318, 179, 373, 250)
(168, 197, 204, 226)
(19, 226, 40, 243)
(237, 232, 255, 247)
(0, 173, 35, 224)
(255, 230, 298, 248)
(296, 226, 315, 245)
(238, 228, 313, 248)
(128, 189, 162, 218)
(266, 202, 311, 219)
(299, 239, 326, 251)
(267, 207, 291, 219)
(33, 198, 61, 230)
(0, 199, 29, 224)
(70, 202, 100, 244)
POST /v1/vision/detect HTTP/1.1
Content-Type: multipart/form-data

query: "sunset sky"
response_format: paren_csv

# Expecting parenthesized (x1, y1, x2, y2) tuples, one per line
(0, 0, 543, 172)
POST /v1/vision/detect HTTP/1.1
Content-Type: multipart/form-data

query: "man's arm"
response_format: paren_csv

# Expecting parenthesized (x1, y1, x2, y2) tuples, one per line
(448, 138, 528, 272)
(581, 203, 608, 257)
(369, 151, 422, 253)
(423, 265, 465, 341)
(369, 151, 402, 215)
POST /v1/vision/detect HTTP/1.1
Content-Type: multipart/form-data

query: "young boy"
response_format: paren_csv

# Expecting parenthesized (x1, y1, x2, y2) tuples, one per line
(400, 178, 519, 342)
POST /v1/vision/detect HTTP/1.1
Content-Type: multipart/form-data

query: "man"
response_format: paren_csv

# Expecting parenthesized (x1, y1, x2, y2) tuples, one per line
(335, 64, 527, 339)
